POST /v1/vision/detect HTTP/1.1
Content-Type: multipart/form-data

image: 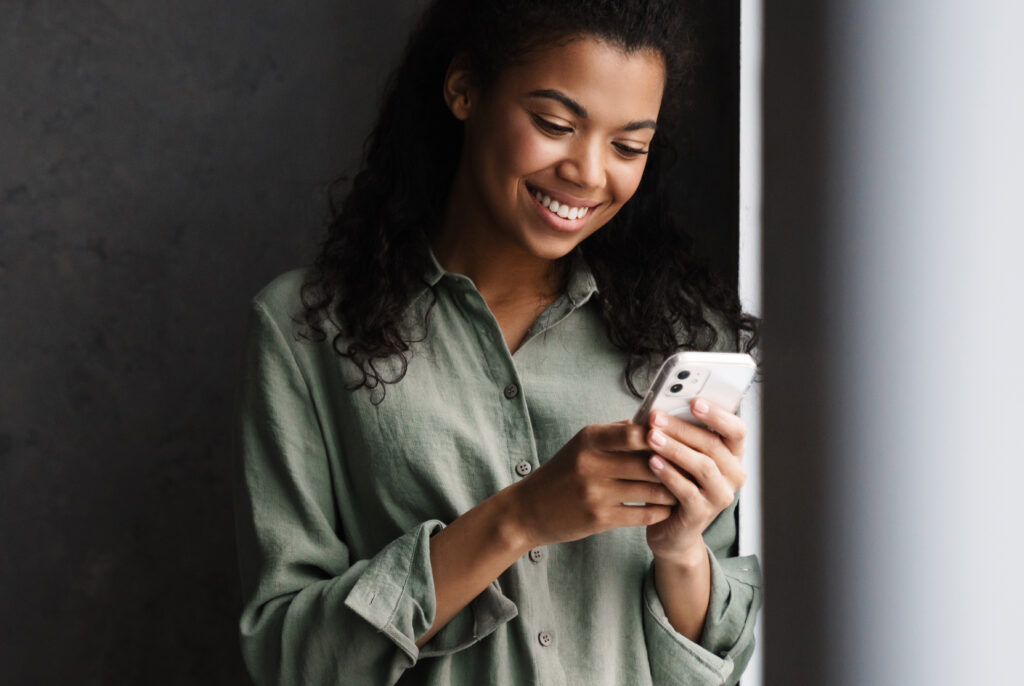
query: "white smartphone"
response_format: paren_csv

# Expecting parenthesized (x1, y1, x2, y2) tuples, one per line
(632, 351, 757, 427)
(623, 351, 758, 506)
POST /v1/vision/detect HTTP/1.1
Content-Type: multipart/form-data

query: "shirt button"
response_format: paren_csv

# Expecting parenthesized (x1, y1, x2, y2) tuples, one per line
(528, 548, 544, 563)
(538, 631, 553, 647)
(514, 461, 532, 477)
(503, 383, 519, 399)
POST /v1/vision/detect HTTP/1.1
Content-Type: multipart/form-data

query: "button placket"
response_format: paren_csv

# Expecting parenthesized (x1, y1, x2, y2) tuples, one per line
(464, 286, 539, 515)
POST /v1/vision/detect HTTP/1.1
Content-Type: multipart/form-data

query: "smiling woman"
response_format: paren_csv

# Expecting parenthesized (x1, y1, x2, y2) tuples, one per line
(232, 1, 762, 685)
(437, 39, 664, 266)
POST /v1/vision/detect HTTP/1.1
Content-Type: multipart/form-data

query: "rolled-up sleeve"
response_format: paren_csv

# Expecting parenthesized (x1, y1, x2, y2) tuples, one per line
(232, 300, 518, 686)
(641, 500, 763, 686)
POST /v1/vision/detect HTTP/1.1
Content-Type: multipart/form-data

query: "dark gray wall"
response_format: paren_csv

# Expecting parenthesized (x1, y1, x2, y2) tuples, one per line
(1, 2, 421, 683)
(0, 2, 737, 684)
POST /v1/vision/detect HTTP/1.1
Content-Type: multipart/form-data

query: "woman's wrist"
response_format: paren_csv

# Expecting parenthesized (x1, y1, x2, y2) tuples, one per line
(652, 539, 712, 641)
(652, 535, 708, 572)
(491, 482, 538, 555)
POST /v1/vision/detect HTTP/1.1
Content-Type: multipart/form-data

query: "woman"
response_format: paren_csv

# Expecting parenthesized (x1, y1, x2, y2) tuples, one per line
(233, 1, 762, 684)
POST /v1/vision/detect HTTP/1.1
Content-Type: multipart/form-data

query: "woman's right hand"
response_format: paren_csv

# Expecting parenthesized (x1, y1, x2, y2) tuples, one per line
(508, 422, 679, 548)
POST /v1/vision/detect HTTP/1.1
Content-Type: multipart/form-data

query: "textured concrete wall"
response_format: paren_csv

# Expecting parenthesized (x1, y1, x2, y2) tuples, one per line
(0, 2, 420, 683)
(0, 2, 736, 683)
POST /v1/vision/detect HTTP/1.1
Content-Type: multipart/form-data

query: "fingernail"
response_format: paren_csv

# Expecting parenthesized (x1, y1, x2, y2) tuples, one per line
(652, 412, 668, 427)
(694, 399, 709, 414)
(650, 456, 665, 471)
(649, 429, 666, 447)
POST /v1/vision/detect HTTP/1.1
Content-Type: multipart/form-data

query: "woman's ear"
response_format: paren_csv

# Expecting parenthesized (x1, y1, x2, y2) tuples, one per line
(443, 56, 475, 121)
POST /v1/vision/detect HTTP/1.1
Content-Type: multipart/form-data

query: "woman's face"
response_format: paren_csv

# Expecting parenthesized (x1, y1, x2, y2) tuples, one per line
(445, 36, 666, 261)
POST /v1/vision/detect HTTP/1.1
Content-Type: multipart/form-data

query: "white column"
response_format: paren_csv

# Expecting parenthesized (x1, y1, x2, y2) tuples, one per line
(738, 0, 763, 685)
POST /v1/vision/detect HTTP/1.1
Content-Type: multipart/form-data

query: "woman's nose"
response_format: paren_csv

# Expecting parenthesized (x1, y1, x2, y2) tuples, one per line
(558, 138, 606, 191)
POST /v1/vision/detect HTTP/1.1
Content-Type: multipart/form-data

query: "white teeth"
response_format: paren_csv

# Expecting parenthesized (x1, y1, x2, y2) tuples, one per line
(531, 187, 589, 220)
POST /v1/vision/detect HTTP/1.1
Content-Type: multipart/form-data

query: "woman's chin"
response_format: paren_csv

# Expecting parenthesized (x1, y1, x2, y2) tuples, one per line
(518, 220, 594, 261)
(521, 233, 580, 262)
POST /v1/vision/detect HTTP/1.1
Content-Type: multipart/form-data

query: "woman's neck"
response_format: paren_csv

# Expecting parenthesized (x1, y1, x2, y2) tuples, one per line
(433, 234, 565, 305)
(432, 195, 566, 308)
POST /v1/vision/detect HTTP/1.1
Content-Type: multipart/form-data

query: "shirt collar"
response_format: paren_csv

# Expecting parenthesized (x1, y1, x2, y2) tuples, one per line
(422, 241, 599, 307)
(423, 242, 447, 288)
(564, 246, 599, 307)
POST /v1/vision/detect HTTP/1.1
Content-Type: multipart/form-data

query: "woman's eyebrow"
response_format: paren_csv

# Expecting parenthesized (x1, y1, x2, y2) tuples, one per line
(527, 89, 657, 131)
(528, 89, 588, 117)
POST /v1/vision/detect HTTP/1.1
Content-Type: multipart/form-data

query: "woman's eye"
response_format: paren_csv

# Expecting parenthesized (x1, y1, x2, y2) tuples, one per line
(613, 142, 649, 158)
(532, 115, 574, 135)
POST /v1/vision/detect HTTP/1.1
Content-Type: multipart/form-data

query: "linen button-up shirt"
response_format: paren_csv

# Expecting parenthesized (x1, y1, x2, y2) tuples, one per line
(233, 246, 762, 686)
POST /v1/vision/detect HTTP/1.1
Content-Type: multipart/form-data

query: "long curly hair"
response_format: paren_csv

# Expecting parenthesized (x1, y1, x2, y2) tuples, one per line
(298, 0, 761, 401)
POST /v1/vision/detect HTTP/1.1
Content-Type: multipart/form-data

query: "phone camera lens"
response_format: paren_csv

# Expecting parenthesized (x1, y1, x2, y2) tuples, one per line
(676, 370, 690, 380)
(670, 384, 683, 393)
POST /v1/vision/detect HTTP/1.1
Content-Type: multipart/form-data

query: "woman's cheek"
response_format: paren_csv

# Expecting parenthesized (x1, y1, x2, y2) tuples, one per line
(615, 162, 647, 203)
(503, 124, 562, 171)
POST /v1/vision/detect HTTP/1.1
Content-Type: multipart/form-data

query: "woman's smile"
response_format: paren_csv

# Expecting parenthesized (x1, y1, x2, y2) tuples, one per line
(523, 181, 599, 233)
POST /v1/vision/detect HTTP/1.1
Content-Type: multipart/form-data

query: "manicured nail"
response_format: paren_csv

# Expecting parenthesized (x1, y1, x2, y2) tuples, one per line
(650, 456, 665, 471)
(652, 412, 668, 427)
(649, 429, 666, 447)
(694, 399, 709, 415)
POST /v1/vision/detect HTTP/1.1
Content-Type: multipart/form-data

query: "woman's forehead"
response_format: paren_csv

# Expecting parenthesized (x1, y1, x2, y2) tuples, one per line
(497, 37, 666, 122)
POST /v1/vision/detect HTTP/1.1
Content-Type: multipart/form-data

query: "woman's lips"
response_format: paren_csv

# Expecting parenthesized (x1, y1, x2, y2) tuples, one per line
(525, 183, 600, 232)
(527, 188, 589, 232)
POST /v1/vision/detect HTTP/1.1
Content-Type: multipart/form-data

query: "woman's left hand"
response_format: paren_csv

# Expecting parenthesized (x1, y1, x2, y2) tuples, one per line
(642, 398, 748, 565)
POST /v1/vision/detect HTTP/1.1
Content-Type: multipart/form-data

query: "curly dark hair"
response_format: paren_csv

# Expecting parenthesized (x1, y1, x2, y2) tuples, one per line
(298, 0, 761, 401)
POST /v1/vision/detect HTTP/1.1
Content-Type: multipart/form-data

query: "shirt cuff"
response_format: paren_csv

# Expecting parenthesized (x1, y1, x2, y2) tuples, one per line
(642, 547, 762, 686)
(343, 519, 519, 666)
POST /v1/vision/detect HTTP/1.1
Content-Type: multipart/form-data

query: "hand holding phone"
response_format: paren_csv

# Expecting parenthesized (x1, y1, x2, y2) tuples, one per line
(623, 351, 757, 506)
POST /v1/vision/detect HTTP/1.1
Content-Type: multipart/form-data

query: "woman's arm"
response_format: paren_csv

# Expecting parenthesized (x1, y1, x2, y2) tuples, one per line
(639, 306, 764, 686)
(234, 299, 523, 685)
(641, 498, 762, 686)
(416, 488, 532, 648)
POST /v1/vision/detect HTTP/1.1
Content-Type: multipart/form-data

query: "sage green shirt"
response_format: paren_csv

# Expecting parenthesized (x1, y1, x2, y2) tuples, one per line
(233, 247, 762, 686)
